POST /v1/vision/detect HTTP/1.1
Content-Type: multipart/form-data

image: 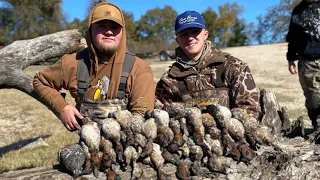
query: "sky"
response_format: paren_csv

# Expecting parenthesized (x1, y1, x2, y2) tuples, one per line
(62, 0, 281, 25)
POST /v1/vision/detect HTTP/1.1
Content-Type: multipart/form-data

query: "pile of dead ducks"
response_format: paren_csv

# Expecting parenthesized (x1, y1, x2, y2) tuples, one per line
(58, 103, 280, 179)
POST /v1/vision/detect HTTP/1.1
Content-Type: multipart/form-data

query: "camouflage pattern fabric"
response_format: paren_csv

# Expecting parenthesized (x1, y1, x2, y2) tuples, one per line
(298, 58, 320, 112)
(77, 98, 128, 125)
(156, 41, 260, 118)
(180, 88, 230, 109)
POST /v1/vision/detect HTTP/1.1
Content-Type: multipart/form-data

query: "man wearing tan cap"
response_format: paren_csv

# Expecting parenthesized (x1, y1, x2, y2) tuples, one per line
(33, 2, 155, 131)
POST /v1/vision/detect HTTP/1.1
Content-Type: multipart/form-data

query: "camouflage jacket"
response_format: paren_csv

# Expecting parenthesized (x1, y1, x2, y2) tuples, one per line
(155, 41, 260, 118)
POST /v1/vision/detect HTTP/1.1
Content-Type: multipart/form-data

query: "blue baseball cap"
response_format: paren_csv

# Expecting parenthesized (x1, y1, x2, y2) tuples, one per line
(175, 10, 206, 34)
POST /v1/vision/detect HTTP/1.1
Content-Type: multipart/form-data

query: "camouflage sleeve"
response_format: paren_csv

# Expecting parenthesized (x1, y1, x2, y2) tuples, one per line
(155, 71, 177, 104)
(224, 56, 261, 118)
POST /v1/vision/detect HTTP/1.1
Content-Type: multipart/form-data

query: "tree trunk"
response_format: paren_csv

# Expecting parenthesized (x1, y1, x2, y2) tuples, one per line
(0, 29, 86, 107)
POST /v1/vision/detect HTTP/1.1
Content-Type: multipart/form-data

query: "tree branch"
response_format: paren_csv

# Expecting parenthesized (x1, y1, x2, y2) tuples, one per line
(0, 29, 87, 109)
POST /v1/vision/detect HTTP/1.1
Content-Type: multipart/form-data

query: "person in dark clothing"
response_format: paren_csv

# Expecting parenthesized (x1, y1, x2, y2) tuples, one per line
(286, 0, 320, 141)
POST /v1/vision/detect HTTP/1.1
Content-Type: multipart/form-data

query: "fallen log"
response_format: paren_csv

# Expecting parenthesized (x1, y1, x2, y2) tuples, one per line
(1, 137, 319, 180)
(0, 29, 86, 107)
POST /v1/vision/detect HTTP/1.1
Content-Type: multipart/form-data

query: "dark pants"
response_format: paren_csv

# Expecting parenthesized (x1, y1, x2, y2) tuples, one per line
(298, 58, 320, 128)
(308, 109, 319, 129)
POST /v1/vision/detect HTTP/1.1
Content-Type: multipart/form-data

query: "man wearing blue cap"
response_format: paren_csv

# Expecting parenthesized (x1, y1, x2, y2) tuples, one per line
(155, 10, 260, 119)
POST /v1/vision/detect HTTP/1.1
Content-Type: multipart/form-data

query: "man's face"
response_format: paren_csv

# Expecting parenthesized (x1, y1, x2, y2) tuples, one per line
(176, 28, 208, 59)
(91, 20, 122, 55)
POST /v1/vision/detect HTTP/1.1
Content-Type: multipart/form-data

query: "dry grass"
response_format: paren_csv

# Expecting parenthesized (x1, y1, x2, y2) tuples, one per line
(0, 42, 308, 173)
(0, 66, 79, 173)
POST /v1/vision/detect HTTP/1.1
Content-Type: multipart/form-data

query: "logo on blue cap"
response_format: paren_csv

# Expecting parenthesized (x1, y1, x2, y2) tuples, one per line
(175, 11, 206, 34)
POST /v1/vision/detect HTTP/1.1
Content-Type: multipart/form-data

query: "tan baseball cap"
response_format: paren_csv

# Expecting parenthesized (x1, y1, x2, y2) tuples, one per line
(91, 3, 124, 26)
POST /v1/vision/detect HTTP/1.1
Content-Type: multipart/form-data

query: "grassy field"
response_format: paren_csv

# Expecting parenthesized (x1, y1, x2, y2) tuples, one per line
(0, 42, 308, 173)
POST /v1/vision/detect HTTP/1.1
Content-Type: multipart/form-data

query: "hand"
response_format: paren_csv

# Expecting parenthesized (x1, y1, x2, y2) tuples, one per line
(288, 61, 297, 74)
(59, 105, 83, 131)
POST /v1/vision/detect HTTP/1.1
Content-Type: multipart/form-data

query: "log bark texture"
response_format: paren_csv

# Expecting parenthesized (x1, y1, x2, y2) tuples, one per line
(1, 137, 319, 180)
(0, 29, 86, 107)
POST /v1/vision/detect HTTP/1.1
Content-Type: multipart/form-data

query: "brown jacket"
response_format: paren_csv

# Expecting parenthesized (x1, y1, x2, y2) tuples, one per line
(33, 2, 155, 115)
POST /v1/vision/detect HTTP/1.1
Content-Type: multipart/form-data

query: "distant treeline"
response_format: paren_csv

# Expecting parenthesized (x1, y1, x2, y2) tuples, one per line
(0, 0, 300, 53)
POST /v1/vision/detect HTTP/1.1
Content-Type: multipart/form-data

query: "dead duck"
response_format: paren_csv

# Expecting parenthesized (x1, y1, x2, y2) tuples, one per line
(255, 125, 282, 151)
(142, 118, 158, 141)
(206, 105, 241, 156)
(201, 113, 221, 140)
(169, 119, 185, 147)
(185, 107, 203, 128)
(145, 109, 170, 126)
(101, 118, 125, 168)
(192, 126, 210, 157)
(129, 114, 145, 135)
(162, 102, 186, 118)
(204, 134, 223, 157)
(154, 124, 174, 148)
(207, 153, 226, 174)
(176, 160, 190, 180)
(150, 143, 165, 177)
(231, 108, 261, 149)
(179, 117, 189, 137)
(201, 113, 216, 128)
(231, 108, 259, 132)
(134, 133, 147, 148)
(124, 145, 140, 177)
(189, 144, 203, 162)
(124, 114, 144, 148)
(204, 134, 225, 173)
(90, 151, 101, 178)
(225, 117, 246, 143)
(109, 109, 132, 129)
(99, 138, 116, 172)
(80, 121, 101, 152)
(58, 143, 86, 178)
(141, 118, 158, 157)
(205, 104, 231, 130)
(161, 148, 180, 165)
(124, 146, 139, 165)
(180, 142, 190, 158)
(189, 145, 207, 177)
(106, 171, 121, 180)
(220, 129, 238, 157)
(79, 141, 92, 175)
(79, 121, 101, 177)
(185, 107, 210, 155)
(237, 142, 255, 165)
(207, 126, 221, 140)
(101, 118, 121, 143)
(135, 133, 153, 158)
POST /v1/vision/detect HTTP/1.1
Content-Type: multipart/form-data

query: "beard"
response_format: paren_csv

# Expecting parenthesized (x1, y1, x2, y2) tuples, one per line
(95, 44, 117, 56)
